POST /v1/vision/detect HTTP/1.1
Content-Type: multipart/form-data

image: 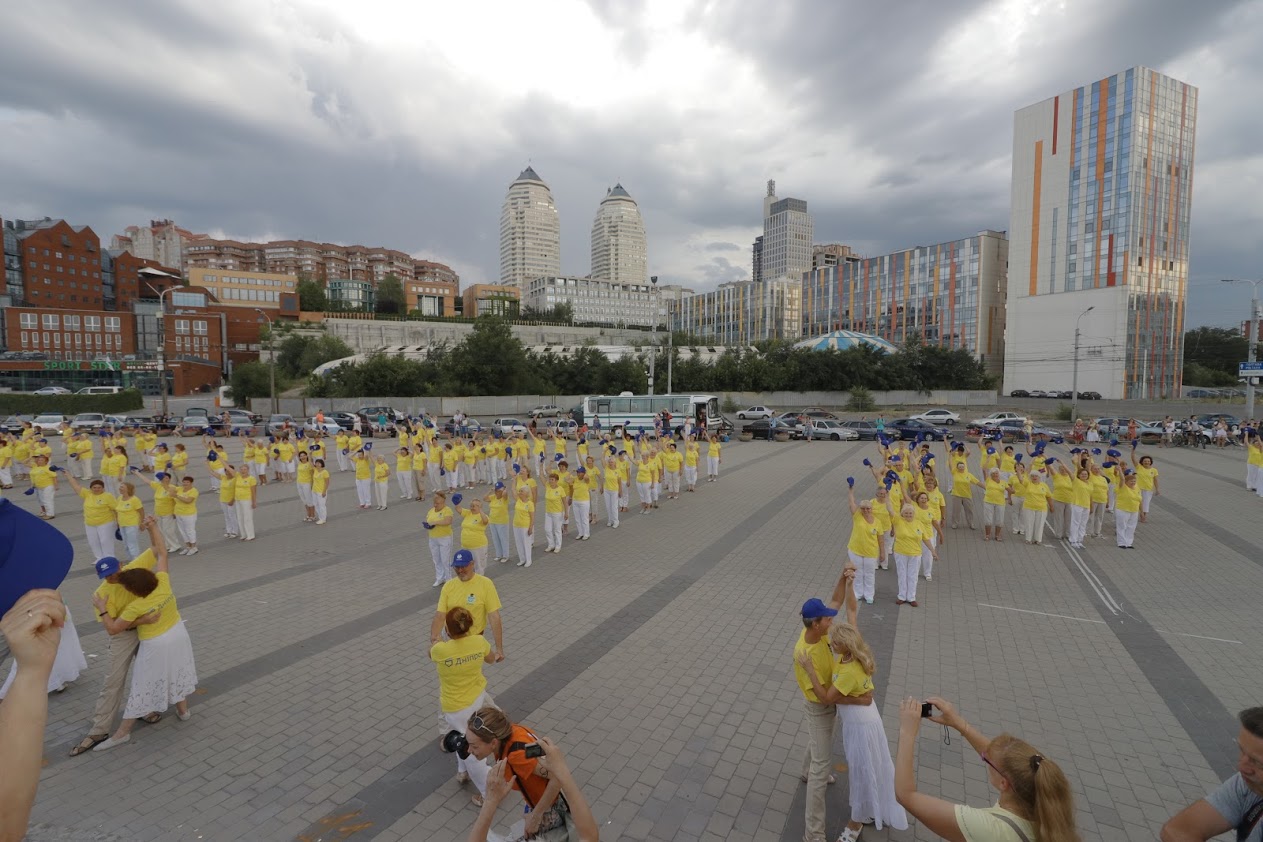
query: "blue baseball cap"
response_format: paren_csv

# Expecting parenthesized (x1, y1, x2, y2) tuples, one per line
(95, 556, 121, 579)
(494, 481, 505, 489)
(800, 598, 838, 620)
(451, 549, 474, 568)
(0, 499, 75, 616)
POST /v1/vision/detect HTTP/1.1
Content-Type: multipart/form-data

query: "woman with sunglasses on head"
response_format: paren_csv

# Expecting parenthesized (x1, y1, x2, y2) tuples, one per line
(430, 605, 497, 806)
(894, 696, 1079, 842)
(797, 566, 908, 841)
(468, 736, 600, 842)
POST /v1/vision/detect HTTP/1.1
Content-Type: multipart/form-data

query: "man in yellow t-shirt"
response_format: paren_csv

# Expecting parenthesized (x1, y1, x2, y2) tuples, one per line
(430, 550, 505, 661)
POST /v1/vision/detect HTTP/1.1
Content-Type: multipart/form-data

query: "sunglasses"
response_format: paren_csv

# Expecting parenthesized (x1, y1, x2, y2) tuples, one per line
(469, 713, 495, 740)
(980, 751, 1007, 781)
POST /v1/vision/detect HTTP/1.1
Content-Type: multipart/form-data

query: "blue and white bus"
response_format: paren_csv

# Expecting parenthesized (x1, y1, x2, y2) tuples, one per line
(581, 393, 720, 437)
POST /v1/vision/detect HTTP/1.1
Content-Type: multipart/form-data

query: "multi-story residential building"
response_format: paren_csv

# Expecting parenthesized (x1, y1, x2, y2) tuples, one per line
(812, 243, 860, 270)
(801, 231, 1010, 379)
(404, 275, 458, 316)
(1005, 66, 1197, 399)
(590, 183, 648, 285)
(186, 267, 299, 309)
(523, 275, 658, 328)
(111, 219, 206, 271)
(668, 278, 802, 345)
(500, 166, 561, 287)
(758, 181, 813, 282)
(326, 279, 375, 311)
(183, 238, 458, 290)
(462, 284, 520, 318)
(751, 235, 764, 284)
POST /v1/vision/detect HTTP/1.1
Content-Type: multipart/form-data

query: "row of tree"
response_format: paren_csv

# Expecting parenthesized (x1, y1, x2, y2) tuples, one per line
(1182, 326, 1250, 387)
(296, 274, 406, 314)
(294, 316, 994, 399)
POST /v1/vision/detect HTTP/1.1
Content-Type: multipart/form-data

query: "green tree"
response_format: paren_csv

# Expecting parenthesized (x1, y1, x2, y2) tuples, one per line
(446, 316, 535, 395)
(228, 361, 273, 404)
(295, 276, 328, 311)
(1183, 326, 1247, 376)
(376, 274, 406, 315)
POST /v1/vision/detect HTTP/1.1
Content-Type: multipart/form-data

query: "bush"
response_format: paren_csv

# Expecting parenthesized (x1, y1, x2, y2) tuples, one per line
(846, 386, 876, 412)
(721, 394, 738, 414)
(1054, 403, 1073, 421)
(0, 389, 144, 416)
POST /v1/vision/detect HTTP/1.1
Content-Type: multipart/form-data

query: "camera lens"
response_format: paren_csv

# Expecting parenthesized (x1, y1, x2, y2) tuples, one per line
(441, 729, 470, 759)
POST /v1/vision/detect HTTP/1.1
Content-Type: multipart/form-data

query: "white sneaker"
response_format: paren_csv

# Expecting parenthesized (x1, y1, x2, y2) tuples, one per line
(315, 520, 325, 525)
(432, 579, 442, 588)
(186, 548, 199, 556)
(516, 559, 526, 567)
(924, 573, 931, 581)
(176, 548, 189, 556)
(524, 559, 532, 568)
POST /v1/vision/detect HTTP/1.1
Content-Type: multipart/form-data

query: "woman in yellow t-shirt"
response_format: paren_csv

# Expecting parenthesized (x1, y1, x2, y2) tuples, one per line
(1130, 449, 1160, 522)
(64, 474, 118, 560)
(980, 469, 1011, 544)
(912, 488, 941, 582)
(886, 498, 936, 607)
(635, 452, 654, 515)
(92, 532, 198, 750)
(311, 458, 330, 525)
(1087, 463, 1110, 539)
(541, 473, 566, 554)
(484, 483, 512, 563)
(146, 470, 182, 554)
(705, 433, 722, 481)
(1066, 463, 1093, 549)
(1112, 465, 1142, 549)
(797, 574, 908, 837)
(429, 606, 496, 802)
(233, 463, 259, 541)
(295, 451, 315, 522)
(352, 450, 373, 509)
(454, 497, 490, 573)
(512, 484, 535, 568)
(846, 483, 882, 604)
(372, 455, 391, 511)
(218, 465, 241, 537)
(424, 491, 456, 587)
(395, 446, 416, 500)
(113, 482, 147, 561)
(173, 476, 200, 556)
(871, 486, 894, 570)
(100, 445, 128, 497)
(1020, 469, 1053, 546)
(171, 443, 189, 475)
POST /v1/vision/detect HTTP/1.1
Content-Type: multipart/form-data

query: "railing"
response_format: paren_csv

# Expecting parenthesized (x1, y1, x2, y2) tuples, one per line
(318, 312, 661, 331)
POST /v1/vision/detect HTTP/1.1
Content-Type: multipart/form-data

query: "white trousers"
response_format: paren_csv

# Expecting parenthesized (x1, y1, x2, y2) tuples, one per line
(683, 465, 697, 487)
(468, 546, 488, 576)
(175, 514, 197, 545)
(37, 486, 56, 515)
(489, 523, 510, 559)
(666, 471, 680, 494)
(235, 500, 256, 540)
(707, 456, 719, 476)
(572, 500, 590, 538)
(921, 532, 937, 578)
(102, 476, 119, 497)
(439, 692, 494, 796)
(313, 493, 328, 522)
(513, 525, 533, 566)
(77, 458, 94, 480)
(1089, 501, 1106, 536)
(0, 466, 10, 486)
(355, 479, 372, 506)
(1140, 490, 1153, 514)
(1008, 497, 1025, 531)
(221, 501, 239, 536)
(297, 484, 314, 507)
(604, 490, 620, 527)
(429, 535, 453, 583)
(396, 471, 414, 498)
(374, 480, 388, 508)
(1115, 510, 1138, 547)
(544, 512, 563, 550)
(1022, 508, 1047, 543)
(1248, 463, 1259, 491)
(983, 502, 1004, 527)
(1068, 505, 1089, 545)
(156, 515, 180, 551)
(894, 553, 921, 602)
(118, 525, 141, 560)
(636, 481, 651, 505)
(848, 550, 878, 602)
(85, 522, 116, 561)
(336, 450, 349, 471)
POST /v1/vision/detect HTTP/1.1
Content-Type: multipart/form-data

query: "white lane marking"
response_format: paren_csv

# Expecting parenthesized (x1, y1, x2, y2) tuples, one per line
(1151, 629, 1244, 645)
(977, 602, 1105, 624)
(1061, 539, 1122, 614)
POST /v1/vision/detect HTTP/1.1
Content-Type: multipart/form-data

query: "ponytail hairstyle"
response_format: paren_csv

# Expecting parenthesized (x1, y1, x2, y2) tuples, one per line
(988, 734, 1079, 842)
(827, 622, 876, 677)
(444, 606, 473, 638)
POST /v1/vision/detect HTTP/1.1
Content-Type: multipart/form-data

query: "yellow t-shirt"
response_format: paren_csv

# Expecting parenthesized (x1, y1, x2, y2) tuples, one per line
(219, 480, 237, 504)
(847, 511, 881, 558)
(374, 462, 390, 482)
(397, 453, 413, 472)
(114, 495, 145, 527)
(31, 465, 56, 488)
(437, 574, 502, 635)
(708, 442, 721, 458)
(873, 499, 892, 532)
(928, 488, 947, 521)
(1071, 478, 1092, 508)
(297, 462, 314, 485)
(347, 434, 363, 452)
(831, 657, 875, 698)
(793, 629, 835, 703)
(354, 457, 372, 480)
(171, 451, 188, 472)
(950, 469, 979, 499)
(430, 635, 490, 713)
(544, 484, 565, 514)
(277, 442, 295, 462)
(149, 481, 177, 516)
(460, 512, 489, 548)
(1022, 482, 1052, 511)
(1051, 473, 1074, 503)
(1089, 474, 1109, 504)
(512, 498, 534, 528)
(954, 805, 1035, 842)
(312, 469, 330, 495)
(173, 487, 199, 517)
(1136, 464, 1158, 491)
(94, 550, 156, 620)
(426, 505, 454, 538)
(233, 474, 257, 503)
(892, 517, 928, 555)
(570, 475, 593, 503)
(153, 452, 172, 475)
(411, 451, 427, 471)
(487, 494, 510, 525)
(684, 446, 699, 467)
(983, 478, 1009, 506)
(635, 462, 653, 483)
(1115, 483, 1141, 513)
(0, 445, 11, 467)
(79, 489, 118, 526)
(118, 571, 180, 641)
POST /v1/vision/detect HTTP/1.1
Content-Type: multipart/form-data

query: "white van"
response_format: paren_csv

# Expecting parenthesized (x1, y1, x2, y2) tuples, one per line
(76, 386, 124, 395)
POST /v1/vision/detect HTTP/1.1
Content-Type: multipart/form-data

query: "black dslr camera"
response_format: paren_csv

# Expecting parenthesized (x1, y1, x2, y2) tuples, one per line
(441, 730, 470, 759)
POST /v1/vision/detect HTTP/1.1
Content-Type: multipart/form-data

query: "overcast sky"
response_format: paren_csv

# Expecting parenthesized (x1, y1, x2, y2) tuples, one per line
(1, 0, 1259, 328)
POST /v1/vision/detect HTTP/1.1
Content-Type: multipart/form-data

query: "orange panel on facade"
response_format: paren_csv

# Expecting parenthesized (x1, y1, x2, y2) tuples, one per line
(1093, 77, 1109, 288)
(1028, 140, 1043, 296)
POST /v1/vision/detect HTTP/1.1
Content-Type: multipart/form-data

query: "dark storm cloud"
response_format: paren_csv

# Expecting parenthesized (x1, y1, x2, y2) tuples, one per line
(0, 0, 1258, 325)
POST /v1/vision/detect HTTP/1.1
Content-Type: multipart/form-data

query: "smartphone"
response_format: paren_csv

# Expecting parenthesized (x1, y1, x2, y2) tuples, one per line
(921, 702, 935, 719)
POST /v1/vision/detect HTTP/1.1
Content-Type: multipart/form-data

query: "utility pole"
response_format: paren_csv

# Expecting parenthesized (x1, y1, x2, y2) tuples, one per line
(255, 309, 277, 415)
(1071, 305, 1094, 422)
(648, 275, 658, 395)
(1224, 279, 1261, 420)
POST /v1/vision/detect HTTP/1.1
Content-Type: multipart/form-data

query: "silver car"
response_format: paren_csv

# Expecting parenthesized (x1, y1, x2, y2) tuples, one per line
(491, 417, 528, 435)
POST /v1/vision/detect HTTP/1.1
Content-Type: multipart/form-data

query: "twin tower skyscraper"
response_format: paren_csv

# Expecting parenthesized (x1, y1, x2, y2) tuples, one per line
(498, 166, 648, 287)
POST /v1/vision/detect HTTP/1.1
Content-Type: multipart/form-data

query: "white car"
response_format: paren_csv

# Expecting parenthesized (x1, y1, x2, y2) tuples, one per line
(32, 414, 68, 429)
(33, 386, 72, 395)
(528, 405, 562, 418)
(737, 405, 773, 420)
(802, 419, 859, 441)
(303, 418, 343, 435)
(491, 418, 528, 435)
(910, 409, 960, 425)
(970, 411, 1028, 426)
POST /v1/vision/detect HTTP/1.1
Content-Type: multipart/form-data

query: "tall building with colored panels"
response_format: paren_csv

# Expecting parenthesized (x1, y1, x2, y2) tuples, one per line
(1005, 67, 1197, 399)
(800, 231, 1009, 380)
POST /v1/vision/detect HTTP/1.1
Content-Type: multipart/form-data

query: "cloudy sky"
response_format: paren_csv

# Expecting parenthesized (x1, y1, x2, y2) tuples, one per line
(1, 0, 1260, 327)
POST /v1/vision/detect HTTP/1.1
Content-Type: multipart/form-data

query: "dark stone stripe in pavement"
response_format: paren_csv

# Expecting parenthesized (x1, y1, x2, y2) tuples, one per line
(1059, 542, 1238, 780)
(297, 449, 849, 842)
(1152, 495, 1263, 569)
(1171, 458, 1249, 489)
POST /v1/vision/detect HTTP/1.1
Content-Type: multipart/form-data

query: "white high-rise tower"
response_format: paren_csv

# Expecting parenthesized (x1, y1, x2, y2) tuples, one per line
(499, 165, 561, 286)
(590, 182, 648, 284)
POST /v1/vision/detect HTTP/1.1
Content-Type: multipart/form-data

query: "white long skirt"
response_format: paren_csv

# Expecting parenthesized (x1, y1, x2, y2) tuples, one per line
(836, 702, 909, 830)
(0, 605, 87, 697)
(122, 621, 198, 719)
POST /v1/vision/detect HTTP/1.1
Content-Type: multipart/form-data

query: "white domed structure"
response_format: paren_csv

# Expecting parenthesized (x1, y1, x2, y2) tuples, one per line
(794, 329, 898, 354)
(590, 182, 647, 285)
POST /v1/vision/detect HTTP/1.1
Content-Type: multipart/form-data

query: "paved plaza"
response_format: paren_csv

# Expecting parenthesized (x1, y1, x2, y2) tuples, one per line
(9, 433, 1262, 841)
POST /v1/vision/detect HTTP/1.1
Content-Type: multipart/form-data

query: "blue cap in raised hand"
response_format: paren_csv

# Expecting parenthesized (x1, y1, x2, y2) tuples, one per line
(23, 487, 34, 496)
(364, 442, 373, 451)
(846, 476, 854, 488)
(208, 451, 218, 462)
(1014, 453, 1023, 462)
(1110, 438, 1119, 446)
(452, 493, 463, 505)
(1092, 448, 1102, 455)
(422, 522, 433, 530)
(862, 458, 871, 467)
(341, 449, 349, 455)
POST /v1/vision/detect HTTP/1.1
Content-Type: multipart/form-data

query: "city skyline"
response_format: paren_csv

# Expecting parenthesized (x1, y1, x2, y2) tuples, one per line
(0, 1, 1259, 328)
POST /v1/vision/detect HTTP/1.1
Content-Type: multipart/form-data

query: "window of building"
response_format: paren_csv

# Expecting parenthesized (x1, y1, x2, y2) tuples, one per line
(19, 313, 36, 329)
(175, 319, 190, 334)
(105, 316, 121, 332)
(20, 331, 27, 345)
(85, 315, 100, 331)
(74, 334, 81, 349)
(63, 315, 80, 330)
(193, 320, 208, 335)
(42, 314, 58, 329)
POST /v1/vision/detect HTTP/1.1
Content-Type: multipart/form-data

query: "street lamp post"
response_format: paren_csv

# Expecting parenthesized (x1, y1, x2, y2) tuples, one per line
(254, 309, 277, 415)
(648, 275, 658, 396)
(1222, 279, 1262, 420)
(140, 267, 183, 419)
(1071, 305, 1095, 422)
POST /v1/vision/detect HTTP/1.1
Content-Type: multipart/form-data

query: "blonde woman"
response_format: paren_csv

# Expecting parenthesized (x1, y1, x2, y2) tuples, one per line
(373, 454, 390, 511)
(1021, 467, 1054, 546)
(886, 496, 937, 608)
(484, 482, 512, 563)
(602, 452, 622, 529)
(845, 482, 882, 605)
(101, 445, 127, 497)
(143, 469, 182, 553)
(455, 496, 491, 574)
(114, 481, 146, 561)
(219, 465, 240, 538)
(512, 484, 535, 568)
(311, 458, 330, 525)
(396, 445, 415, 500)
(296, 451, 316, 522)
(172, 475, 199, 557)
(424, 491, 456, 587)
(635, 451, 654, 515)
(352, 448, 373, 509)
(234, 463, 258, 541)
(542, 472, 565, 554)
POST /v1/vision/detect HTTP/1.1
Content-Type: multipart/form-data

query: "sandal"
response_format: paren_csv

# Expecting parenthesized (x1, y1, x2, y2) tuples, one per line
(470, 793, 484, 808)
(70, 735, 108, 757)
(141, 712, 163, 724)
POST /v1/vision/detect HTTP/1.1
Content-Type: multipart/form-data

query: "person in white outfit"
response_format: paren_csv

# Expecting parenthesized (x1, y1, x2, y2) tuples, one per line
(429, 606, 497, 803)
(423, 491, 456, 587)
(845, 483, 881, 605)
(63, 474, 117, 561)
(233, 463, 258, 541)
(219, 465, 240, 538)
(396, 446, 416, 499)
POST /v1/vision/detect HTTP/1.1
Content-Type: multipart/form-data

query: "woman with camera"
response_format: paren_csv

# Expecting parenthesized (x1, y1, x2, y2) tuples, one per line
(431, 605, 497, 804)
(463, 707, 586, 840)
(894, 696, 1079, 841)
(468, 736, 600, 842)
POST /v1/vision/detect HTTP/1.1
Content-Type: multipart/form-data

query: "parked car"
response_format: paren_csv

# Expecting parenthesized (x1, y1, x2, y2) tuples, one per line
(1194, 413, 1241, 428)
(1077, 391, 1101, 400)
(975, 419, 1066, 444)
(31, 414, 68, 430)
(969, 411, 1027, 426)
(70, 413, 107, 432)
(178, 415, 214, 436)
(773, 412, 805, 431)
(801, 419, 860, 441)
(491, 417, 528, 435)
(736, 405, 773, 420)
(444, 417, 484, 437)
(835, 420, 896, 441)
(886, 418, 952, 441)
(303, 418, 343, 435)
(528, 404, 563, 418)
(743, 418, 799, 440)
(75, 385, 124, 395)
(908, 409, 960, 425)
(1, 414, 33, 434)
(541, 418, 580, 439)
(1090, 418, 1164, 441)
(32, 386, 72, 396)
(266, 414, 297, 435)
(1008, 389, 1030, 398)
(1026, 390, 1047, 398)
(798, 407, 839, 420)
